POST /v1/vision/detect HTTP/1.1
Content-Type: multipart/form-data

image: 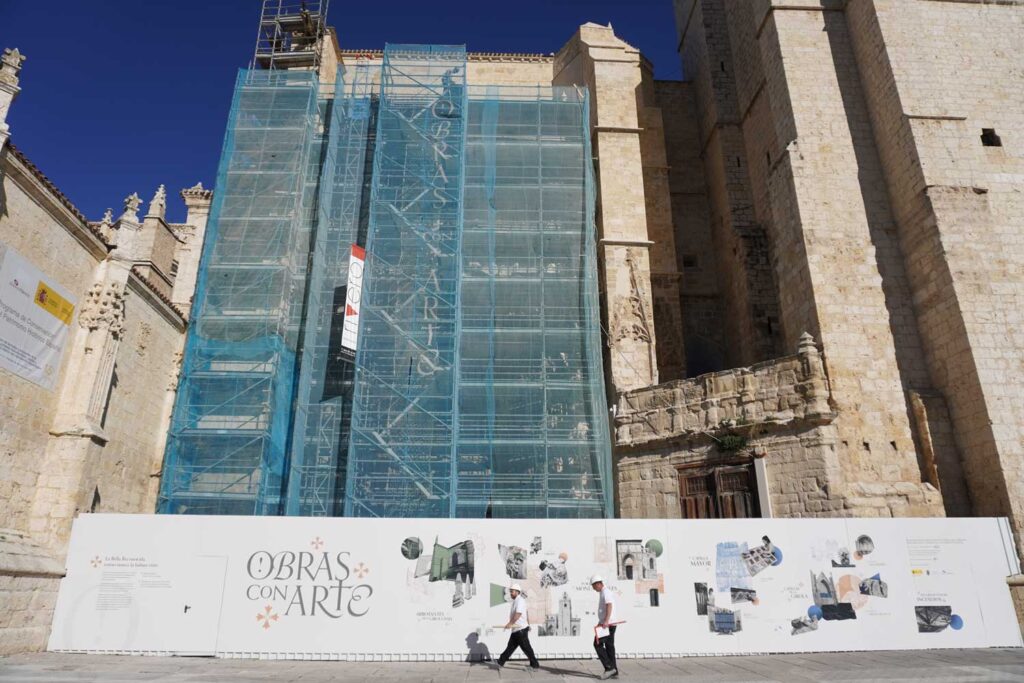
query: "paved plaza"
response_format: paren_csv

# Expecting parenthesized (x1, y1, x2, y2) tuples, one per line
(2, 649, 1024, 682)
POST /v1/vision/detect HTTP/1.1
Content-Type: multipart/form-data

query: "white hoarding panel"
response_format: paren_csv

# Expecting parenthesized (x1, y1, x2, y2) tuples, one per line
(48, 515, 1022, 658)
(340, 244, 364, 353)
(0, 242, 76, 389)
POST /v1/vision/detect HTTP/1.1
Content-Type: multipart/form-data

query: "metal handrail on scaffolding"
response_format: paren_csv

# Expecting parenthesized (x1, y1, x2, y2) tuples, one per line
(252, 0, 330, 71)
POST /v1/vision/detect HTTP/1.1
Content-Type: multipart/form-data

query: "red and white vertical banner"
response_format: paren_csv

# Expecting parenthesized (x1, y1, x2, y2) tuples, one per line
(341, 244, 365, 353)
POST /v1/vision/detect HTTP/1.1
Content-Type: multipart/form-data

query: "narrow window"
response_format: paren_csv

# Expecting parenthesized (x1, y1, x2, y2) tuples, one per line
(981, 129, 1002, 147)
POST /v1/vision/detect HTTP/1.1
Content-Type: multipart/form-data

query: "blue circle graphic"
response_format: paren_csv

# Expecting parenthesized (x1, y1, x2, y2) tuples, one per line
(807, 605, 823, 620)
(772, 547, 783, 566)
(950, 614, 964, 630)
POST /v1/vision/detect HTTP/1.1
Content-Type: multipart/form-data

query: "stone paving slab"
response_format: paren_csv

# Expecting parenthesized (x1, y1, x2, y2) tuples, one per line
(1, 650, 1024, 682)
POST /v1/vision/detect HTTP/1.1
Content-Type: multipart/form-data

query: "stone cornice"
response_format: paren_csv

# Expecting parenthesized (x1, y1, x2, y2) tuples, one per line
(338, 48, 554, 63)
(615, 335, 835, 449)
(2, 143, 110, 258)
(129, 267, 186, 330)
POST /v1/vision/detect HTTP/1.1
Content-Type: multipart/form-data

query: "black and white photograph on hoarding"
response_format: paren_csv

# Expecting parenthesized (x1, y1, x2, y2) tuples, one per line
(694, 582, 712, 615)
(498, 544, 527, 580)
(791, 615, 819, 635)
(916, 605, 953, 633)
(855, 535, 875, 558)
(832, 548, 855, 568)
(538, 553, 569, 587)
(730, 587, 758, 604)
(859, 575, 888, 598)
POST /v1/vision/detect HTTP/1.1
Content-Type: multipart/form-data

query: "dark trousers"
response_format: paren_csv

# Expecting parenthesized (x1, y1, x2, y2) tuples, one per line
(594, 625, 617, 671)
(498, 627, 538, 666)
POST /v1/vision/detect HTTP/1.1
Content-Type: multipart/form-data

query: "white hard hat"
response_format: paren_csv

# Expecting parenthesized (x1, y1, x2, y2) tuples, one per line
(590, 574, 603, 584)
(510, 583, 522, 592)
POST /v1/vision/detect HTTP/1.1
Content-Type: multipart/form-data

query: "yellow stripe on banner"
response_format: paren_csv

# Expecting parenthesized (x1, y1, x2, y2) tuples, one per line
(33, 281, 74, 325)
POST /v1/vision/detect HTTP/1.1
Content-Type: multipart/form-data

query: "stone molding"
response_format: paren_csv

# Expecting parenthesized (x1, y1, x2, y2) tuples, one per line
(615, 333, 834, 448)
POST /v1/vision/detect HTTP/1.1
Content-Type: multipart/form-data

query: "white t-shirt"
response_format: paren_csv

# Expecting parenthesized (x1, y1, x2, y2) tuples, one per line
(509, 594, 529, 631)
(596, 587, 616, 638)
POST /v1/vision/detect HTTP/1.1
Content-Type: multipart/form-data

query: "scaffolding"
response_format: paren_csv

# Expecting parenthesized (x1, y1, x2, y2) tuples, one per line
(342, 44, 612, 518)
(160, 43, 613, 519)
(158, 69, 322, 515)
(344, 45, 469, 518)
(284, 59, 373, 516)
(451, 84, 612, 518)
(252, 0, 330, 71)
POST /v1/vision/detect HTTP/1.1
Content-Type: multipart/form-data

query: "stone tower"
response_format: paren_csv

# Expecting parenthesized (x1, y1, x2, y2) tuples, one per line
(614, 0, 1024, 552)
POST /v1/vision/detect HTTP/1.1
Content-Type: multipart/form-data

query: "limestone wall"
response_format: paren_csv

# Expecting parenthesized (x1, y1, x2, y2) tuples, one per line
(752, 4, 935, 490)
(553, 24, 661, 393)
(615, 336, 943, 520)
(0, 146, 192, 654)
(842, 0, 1024, 552)
(0, 152, 103, 534)
(86, 276, 184, 518)
(676, 0, 783, 369)
(672, 0, 975, 520)
(654, 80, 724, 377)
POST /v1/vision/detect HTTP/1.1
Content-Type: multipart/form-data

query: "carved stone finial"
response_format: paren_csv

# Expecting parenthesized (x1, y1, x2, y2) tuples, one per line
(181, 181, 213, 205)
(78, 283, 128, 338)
(146, 184, 167, 219)
(0, 48, 26, 87)
(797, 331, 818, 356)
(100, 208, 113, 226)
(120, 193, 141, 223)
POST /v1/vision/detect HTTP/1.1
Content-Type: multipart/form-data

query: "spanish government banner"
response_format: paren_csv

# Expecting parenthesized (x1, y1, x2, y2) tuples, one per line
(0, 242, 76, 390)
(48, 515, 1022, 659)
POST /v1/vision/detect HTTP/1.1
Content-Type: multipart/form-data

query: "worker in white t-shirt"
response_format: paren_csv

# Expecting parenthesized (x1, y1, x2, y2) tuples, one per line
(495, 583, 540, 669)
(591, 574, 618, 679)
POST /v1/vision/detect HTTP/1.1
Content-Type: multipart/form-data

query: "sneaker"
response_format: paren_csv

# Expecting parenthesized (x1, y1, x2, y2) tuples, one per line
(493, 660, 505, 669)
(600, 670, 618, 680)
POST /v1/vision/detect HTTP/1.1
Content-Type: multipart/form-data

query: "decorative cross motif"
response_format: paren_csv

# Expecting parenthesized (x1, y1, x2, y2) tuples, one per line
(310, 536, 324, 550)
(354, 562, 369, 579)
(256, 604, 279, 630)
(90, 556, 103, 568)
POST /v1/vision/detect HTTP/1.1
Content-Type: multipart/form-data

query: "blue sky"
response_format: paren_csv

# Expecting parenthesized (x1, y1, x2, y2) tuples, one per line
(2, 0, 682, 223)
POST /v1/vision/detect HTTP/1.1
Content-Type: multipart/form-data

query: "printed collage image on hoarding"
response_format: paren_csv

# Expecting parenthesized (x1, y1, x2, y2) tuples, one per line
(48, 516, 1021, 658)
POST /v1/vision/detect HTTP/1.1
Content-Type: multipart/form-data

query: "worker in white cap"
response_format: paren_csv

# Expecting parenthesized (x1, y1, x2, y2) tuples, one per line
(495, 582, 540, 669)
(590, 574, 618, 679)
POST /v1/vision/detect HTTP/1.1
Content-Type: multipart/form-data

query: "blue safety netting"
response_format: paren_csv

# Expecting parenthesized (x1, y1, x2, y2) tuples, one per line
(160, 45, 612, 518)
(158, 69, 321, 515)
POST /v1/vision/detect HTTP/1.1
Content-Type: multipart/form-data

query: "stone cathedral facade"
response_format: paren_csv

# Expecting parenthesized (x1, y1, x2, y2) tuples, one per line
(616, 1, 1024, 563)
(1, 0, 1023, 654)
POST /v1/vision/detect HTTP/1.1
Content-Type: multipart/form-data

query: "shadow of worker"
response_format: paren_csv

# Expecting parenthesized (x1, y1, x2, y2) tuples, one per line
(465, 632, 492, 664)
